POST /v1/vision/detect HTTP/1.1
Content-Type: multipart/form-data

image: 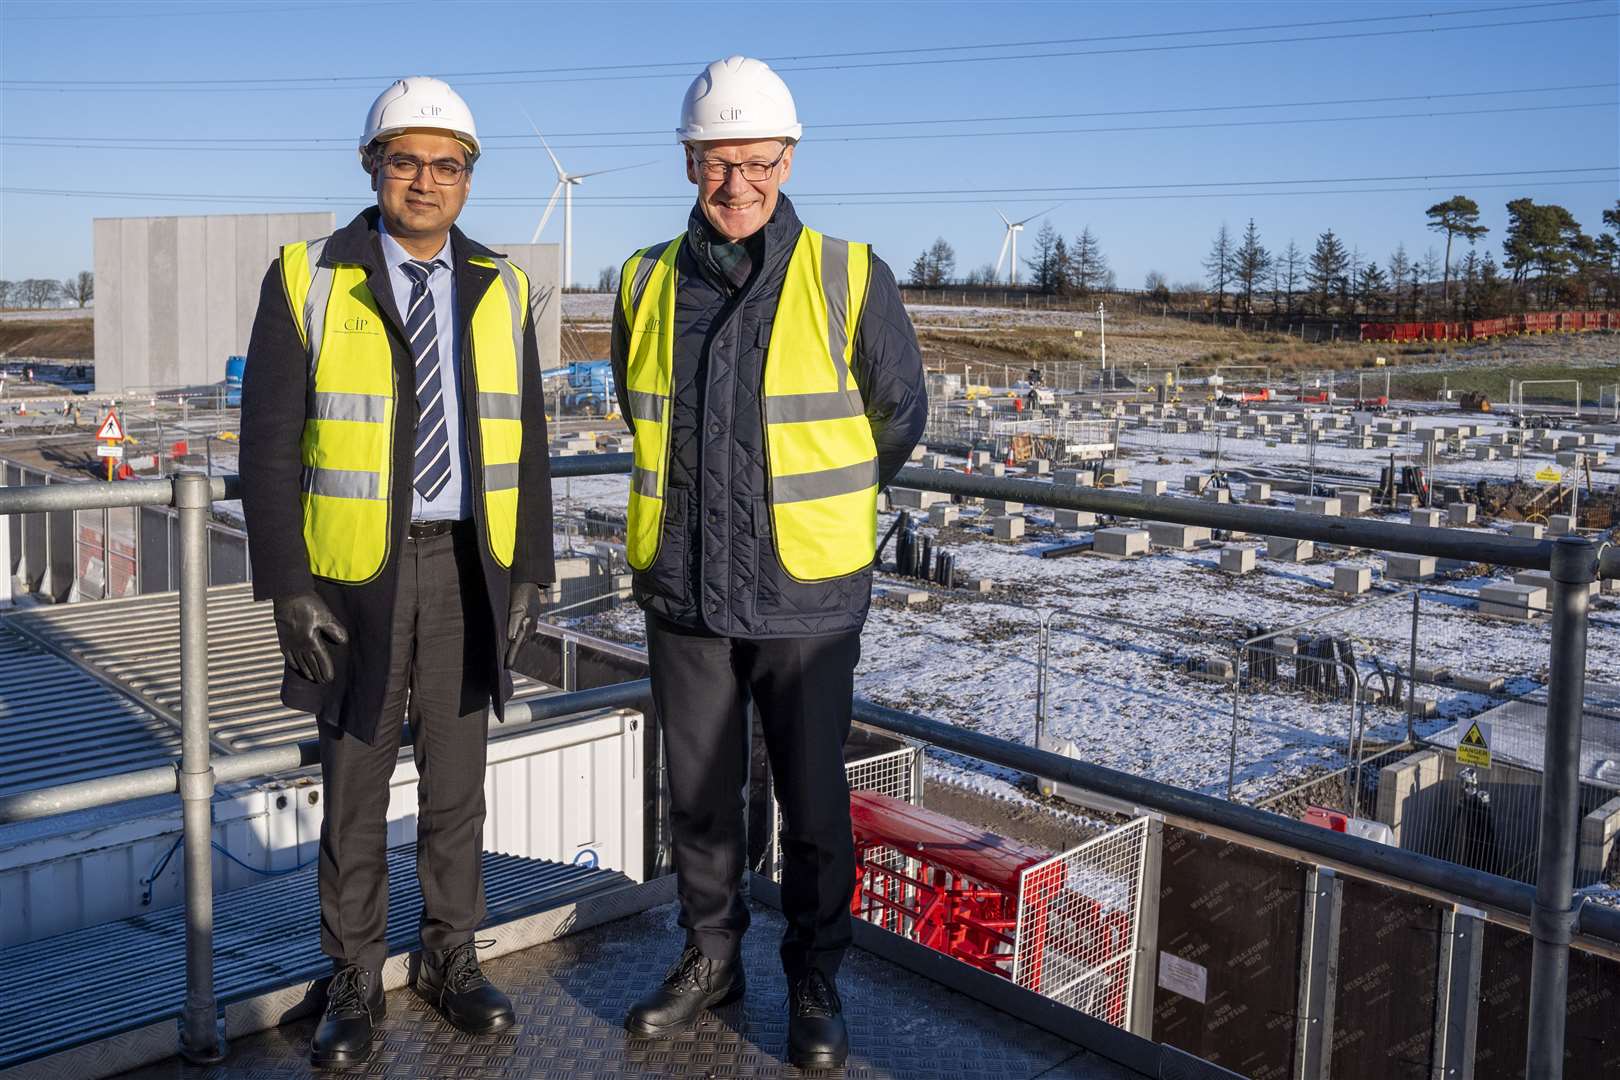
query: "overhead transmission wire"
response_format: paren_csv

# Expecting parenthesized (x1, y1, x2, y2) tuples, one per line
(6, 168, 1612, 210)
(2, 2, 1612, 91)
(6, 83, 1614, 151)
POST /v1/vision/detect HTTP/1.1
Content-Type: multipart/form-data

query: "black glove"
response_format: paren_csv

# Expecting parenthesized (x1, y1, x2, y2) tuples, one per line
(272, 591, 350, 684)
(505, 581, 543, 669)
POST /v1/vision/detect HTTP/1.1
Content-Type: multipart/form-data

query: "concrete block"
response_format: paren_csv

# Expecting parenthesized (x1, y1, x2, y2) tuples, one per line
(928, 504, 960, 527)
(1053, 509, 1097, 529)
(1412, 508, 1445, 528)
(1095, 527, 1149, 558)
(1580, 797, 1620, 887)
(1549, 514, 1575, 535)
(1417, 428, 1445, 443)
(919, 453, 946, 470)
(1510, 522, 1544, 540)
(1360, 435, 1383, 449)
(1204, 487, 1230, 504)
(1557, 451, 1578, 466)
(1143, 479, 1168, 496)
(1162, 420, 1186, 434)
(1453, 672, 1504, 694)
(1514, 568, 1599, 598)
(908, 443, 928, 461)
(1102, 463, 1130, 485)
(1187, 419, 1205, 433)
(984, 499, 1024, 516)
(1479, 582, 1546, 621)
(984, 463, 1006, 478)
(1246, 481, 1271, 503)
(971, 450, 992, 467)
(1377, 749, 1443, 847)
(1026, 459, 1051, 476)
(876, 585, 930, 606)
(1394, 493, 1418, 510)
(1297, 496, 1342, 517)
(993, 515, 1025, 540)
(1339, 490, 1372, 515)
(889, 487, 946, 510)
(1475, 446, 1498, 461)
(1053, 468, 1093, 487)
(1148, 523, 1212, 550)
(1266, 537, 1315, 562)
(1448, 502, 1477, 527)
(1182, 474, 1208, 494)
(1386, 553, 1437, 581)
(1334, 564, 1372, 595)
(960, 577, 994, 594)
(1219, 546, 1257, 574)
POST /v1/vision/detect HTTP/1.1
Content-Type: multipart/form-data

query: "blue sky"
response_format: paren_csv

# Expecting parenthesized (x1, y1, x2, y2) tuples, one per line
(2, 0, 1616, 288)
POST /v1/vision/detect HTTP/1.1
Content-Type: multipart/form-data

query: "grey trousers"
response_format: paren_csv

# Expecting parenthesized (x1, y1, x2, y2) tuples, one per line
(316, 523, 495, 974)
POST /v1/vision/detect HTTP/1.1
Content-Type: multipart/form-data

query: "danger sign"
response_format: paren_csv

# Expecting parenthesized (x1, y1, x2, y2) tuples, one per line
(1534, 465, 1563, 484)
(1457, 720, 1492, 768)
(96, 410, 125, 442)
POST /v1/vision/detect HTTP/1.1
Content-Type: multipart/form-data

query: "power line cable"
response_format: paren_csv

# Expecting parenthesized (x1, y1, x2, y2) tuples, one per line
(6, 82, 1612, 147)
(3, 5, 1611, 91)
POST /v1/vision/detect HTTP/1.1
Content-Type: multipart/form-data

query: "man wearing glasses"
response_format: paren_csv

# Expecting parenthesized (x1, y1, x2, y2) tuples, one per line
(240, 76, 553, 1069)
(613, 56, 926, 1069)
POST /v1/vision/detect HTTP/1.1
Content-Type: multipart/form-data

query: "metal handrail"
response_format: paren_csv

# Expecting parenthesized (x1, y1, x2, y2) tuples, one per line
(0, 452, 1604, 1075)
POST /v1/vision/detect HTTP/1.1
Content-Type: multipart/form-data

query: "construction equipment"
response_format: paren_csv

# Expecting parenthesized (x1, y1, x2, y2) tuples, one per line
(541, 360, 614, 415)
(1458, 390, 1492, 413)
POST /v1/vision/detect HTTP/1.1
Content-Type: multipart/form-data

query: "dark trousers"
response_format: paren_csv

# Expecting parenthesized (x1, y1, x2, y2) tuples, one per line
(318, 524, 495, 975)
(646, 612, 861, 981)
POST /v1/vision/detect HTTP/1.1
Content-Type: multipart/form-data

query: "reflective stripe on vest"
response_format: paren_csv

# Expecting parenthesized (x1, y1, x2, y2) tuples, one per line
(278, 238, 528, 582)
(618, 227, 877, 581)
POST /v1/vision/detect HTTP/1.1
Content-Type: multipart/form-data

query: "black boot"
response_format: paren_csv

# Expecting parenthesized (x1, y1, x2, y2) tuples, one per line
(310, 964, 385, 1069)
(624, 944, 745, 1038)
(787, 970, 848, 1069)
(410, 940, 515, 1035)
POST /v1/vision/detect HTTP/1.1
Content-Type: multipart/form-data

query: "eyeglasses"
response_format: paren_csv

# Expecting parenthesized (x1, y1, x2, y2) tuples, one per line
(378, 154, 469, 185)
(694, 147, 787, 182)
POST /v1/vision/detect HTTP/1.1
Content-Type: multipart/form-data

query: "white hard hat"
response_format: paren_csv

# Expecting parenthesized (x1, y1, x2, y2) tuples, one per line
(359, 76, 480, 167)
(676, 56, 802, 144)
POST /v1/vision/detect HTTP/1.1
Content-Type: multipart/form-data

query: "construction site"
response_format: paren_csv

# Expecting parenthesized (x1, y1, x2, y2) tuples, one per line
(3, 2, 1619, 1077)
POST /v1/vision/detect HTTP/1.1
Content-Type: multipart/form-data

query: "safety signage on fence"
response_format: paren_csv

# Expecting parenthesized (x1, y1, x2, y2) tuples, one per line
(95, 444, 124, 460)
(1457, 720, 1492, 768)
(1535, 465, 1563, 483)
(96, 410, 124, 442)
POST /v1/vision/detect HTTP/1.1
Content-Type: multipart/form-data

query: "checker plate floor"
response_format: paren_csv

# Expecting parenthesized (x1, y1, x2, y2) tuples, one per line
(115, 900, 1142, 1078)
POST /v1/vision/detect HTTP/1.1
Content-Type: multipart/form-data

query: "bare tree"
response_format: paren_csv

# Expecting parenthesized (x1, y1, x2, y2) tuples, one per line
(596, 265, 619, 292)
(0, 281, 13, 309)
(926, 237, 956, 287)
(1278, 240, 1303, 316)
(1203, 223, 1235, 314)
(19, 279, 60, 308)
(61, 271, 94, 308)
(1386, 244, 1412, 318)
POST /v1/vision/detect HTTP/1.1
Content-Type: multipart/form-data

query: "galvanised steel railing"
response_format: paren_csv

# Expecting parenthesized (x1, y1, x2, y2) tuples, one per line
(0, 452, 1612, 1077)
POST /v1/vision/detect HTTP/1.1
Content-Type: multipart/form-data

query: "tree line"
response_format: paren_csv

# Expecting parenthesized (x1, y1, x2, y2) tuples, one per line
(907, 224, 1117, 295)
(0, 273, 94, 309)
(1199, 196, 1620, 321)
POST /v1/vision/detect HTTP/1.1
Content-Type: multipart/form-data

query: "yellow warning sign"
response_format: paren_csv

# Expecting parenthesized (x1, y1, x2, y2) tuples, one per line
(1457, 720, 1492, 768)
(1535, 466, 1563, 483)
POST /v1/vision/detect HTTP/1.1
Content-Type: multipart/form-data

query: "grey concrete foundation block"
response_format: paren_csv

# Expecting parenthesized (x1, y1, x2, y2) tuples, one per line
(984, 499, 1025, 516)
(1297, 496, 1341, 516)
(1095, 527, 1149, 558)
(1183, 474, 1209, 494)
(1549, 514, 1575, 535)
(984, 463, 1006, 478)
(1246, 481, 1271, 502)
(1102, 463, 1130, 485)
(1448, 502, 1478, 527)
(992, 515, 1025, 540)
(961, 577, 994, 594)
(1148, 523, 1212, 550)
(1219, 545, 1257, 574)
(1205, 487, 1230, 503)
(1453, 672, 1505, 694)
(1480, 582, 1547, 620)
(890, 488, 946, 510)
(1580, 797, 1620, 887)
(1053, 508, 1097, 529)
(1386, 553, 1436, 580)
(1377, 750, 1442, 846)
(1339, 490, 1372, 515)
(928, 504, 960, 527)
(1143, 479, 1168, 496)
(1026, 459, 1051, 475)
(909, 443, 928, 461)
(1394, 493, 1418, 510)
(1053, 469, 1093, 487)
(971, 450, 992, 467)
(1266, 537, 1315, 562)
(1333, 564, 1371, 595)
(1475, 446, 1498, 461)
(1412, 508, 1444, 528)
(1510, 522, 1544, 540)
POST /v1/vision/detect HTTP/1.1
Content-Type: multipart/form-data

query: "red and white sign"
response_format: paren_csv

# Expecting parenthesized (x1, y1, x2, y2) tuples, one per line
(96, 410, 125, 442)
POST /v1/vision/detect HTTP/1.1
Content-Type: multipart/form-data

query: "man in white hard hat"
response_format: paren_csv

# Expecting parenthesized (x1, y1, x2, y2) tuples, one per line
(612, 56, 926, 1068)
(240, 76, 554, 1069)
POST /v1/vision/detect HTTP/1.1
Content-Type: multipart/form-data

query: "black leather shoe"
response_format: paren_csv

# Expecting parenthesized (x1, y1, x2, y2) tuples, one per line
(311, 965, 385, 1070)
(624, 944, 745, 1038)
(787, 970, 848, 1069)
(410, 940, 515, 1035)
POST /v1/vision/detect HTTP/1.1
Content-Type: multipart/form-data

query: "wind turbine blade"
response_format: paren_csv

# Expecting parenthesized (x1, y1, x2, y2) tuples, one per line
(521, 108, 566, 180)
(1014, 204, 1063, 226)
(530, 181, 564, 244)
(569, 159, 657, 181)
(995, 208, 1012, 227)
(994, 230, 1012, 276)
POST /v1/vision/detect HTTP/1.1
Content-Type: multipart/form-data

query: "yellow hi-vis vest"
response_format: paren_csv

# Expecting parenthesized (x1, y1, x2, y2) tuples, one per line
(278, 236, 529, 583)
(618, 227, 877, 582)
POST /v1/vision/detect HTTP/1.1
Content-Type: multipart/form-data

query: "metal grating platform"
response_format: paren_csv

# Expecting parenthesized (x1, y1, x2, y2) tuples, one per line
(109, 901, 1145, 1079)
(0, 847, 631, 1071)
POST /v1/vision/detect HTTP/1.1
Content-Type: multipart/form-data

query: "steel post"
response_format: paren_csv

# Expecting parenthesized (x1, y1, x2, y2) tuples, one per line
(1408, 590, 1421, 744)
(174, 473, 225, 1064)
(1525, 537, 1595, 1077)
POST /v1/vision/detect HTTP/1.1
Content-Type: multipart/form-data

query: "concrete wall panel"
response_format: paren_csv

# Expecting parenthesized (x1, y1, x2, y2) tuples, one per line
(233, 215, 270, 353)
(146, 217, 179, 389)
(117, 218, 152, 391)
(204, 214, 239, 369)
(92, 220, 121, 392)
(174, 216, 208, 386)
(494, 242, 563, 369)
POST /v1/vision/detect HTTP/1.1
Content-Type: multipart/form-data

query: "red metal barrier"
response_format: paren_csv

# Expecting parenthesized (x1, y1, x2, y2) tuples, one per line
(1362, 312, 1613, 344)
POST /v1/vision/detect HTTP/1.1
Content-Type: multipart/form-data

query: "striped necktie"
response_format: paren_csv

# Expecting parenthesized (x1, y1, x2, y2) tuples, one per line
(401, 259, 452, 502)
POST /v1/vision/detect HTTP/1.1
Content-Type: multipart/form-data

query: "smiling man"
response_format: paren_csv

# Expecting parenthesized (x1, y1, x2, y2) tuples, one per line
(239, 77, 553, 1069)
(612, 56, 926, 1069)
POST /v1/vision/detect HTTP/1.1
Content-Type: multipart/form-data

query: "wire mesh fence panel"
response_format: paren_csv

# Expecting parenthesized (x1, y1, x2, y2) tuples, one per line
(769, 746, 923, 887)
(1011, 816, 1149, 1027)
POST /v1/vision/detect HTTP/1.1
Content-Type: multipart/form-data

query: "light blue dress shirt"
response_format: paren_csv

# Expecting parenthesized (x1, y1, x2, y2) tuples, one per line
(377, 221, 472, 522)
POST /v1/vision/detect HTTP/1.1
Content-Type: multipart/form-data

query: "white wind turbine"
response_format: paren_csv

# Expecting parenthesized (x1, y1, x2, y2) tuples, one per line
(524, 111, 653, 289)
(994, 205, 1061, 287)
